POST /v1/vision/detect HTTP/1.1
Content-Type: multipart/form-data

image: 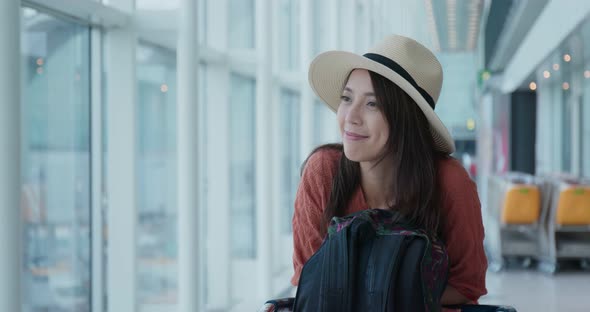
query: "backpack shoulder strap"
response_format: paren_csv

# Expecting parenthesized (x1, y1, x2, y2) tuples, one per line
(366, 234, 405, 311)
(319, 218, 351, 312)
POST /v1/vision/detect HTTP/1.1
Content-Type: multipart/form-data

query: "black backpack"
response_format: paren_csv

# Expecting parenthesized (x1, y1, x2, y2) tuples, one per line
(292, 209, 449, 312)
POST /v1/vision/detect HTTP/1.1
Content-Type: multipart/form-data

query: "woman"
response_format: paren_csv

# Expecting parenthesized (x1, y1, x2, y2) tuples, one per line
(291, 35, 487, 305)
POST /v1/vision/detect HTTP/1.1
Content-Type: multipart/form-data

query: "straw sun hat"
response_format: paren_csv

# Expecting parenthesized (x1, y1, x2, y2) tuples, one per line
(308, 34, 455, 154)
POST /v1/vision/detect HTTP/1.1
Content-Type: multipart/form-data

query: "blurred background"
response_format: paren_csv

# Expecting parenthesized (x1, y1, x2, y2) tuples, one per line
(1, 0, 590, 311)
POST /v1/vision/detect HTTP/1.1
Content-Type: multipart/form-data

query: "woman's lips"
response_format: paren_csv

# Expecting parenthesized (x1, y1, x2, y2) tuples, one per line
(344, 131, 369, 141)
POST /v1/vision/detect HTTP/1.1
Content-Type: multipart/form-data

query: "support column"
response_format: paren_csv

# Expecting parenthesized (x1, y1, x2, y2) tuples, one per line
(300, 0, 314, 161)
(204, 66, 231, 310)
(104, 1, 137, 311)
(571, 65, 583, 175)
(202, 0, 230, 309)
(0, 1, 21, 311)
(255, 0, 273, 301)
(177, 0, 202, 311)
(90, 28, 105, 312)
(583, 80, 590, 176)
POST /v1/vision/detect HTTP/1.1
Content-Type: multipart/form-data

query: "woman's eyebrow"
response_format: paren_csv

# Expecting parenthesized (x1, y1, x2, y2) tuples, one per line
(343, 87, 375, 97)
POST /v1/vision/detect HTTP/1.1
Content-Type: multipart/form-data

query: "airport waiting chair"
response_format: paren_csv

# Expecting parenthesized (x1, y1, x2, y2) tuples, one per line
(539, 177, 590, 273)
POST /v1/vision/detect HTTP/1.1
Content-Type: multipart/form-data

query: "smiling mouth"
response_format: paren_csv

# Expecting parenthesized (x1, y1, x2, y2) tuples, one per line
(344, 131, 369, 140)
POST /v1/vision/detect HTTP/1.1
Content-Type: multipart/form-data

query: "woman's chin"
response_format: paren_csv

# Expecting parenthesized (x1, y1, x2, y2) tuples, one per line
(343, 148, 364, 162)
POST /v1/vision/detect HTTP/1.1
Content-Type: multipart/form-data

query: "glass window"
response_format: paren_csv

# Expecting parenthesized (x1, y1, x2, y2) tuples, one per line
(313, 99, 339, 146)
(562, 91, 572, 172)
(312, 0, 330, 56)
(355, 1, 369, 52)
(583, 87, 590, 177)
(279, 0, 300, 71)
(21, 9, 91, 312)
(228, 0, 255, 49)
(540, 53, 566, 173)
(280, 89, 301, 233)
(199, 0, 207, 45)
(559, 49, 573, 173)
(583, 66, 590, 177)
(197, 64, 209, 305)
(581, 23, 590, 177)
(136, 44, 178, 311)
(136, 0, 180, 10)
(550, 80, 564, 172)
(229, 73, 256, 258)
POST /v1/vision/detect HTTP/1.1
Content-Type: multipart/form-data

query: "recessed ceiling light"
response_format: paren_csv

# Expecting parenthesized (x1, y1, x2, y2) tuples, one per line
(529, 82, 537, 91)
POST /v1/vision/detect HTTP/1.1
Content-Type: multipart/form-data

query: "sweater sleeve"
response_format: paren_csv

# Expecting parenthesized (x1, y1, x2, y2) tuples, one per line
(291, 149, 338, 286)
(440, 159, 488, 301)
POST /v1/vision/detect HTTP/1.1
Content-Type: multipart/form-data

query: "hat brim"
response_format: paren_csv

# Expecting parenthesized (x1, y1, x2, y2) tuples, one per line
(308, 51, 455, 154)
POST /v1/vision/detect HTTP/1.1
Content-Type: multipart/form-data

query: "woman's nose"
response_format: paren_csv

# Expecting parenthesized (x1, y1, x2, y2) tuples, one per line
(345, 103, 362, 125)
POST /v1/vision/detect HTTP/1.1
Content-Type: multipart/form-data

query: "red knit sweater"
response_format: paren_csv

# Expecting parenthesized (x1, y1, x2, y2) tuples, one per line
(291, 148, 488, 301)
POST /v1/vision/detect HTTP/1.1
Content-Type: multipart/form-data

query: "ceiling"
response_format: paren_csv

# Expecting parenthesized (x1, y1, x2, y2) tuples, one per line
(425, 0, 485, 52)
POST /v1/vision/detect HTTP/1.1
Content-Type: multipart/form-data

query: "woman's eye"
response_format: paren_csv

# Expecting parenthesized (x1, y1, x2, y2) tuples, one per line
(340, 95, 351, 102)
(367, 101, 378, 107)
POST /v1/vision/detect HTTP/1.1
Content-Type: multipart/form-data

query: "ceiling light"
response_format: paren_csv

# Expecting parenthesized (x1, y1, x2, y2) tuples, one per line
(562, 82, 570, 90)
(465, 0, 482, 51)
(23, 8, 38, 18)
(584, 70, 590, 78)
(543, 71, 551, 78)
(553, 63, 560, 71)
(447, 0, 457, 50)
(529, 82, 537, 91)
(425, 0, 440, 52)
(160, 84, 169, 93)
(564, 54, 571, 62)
(467, 118, 476, 131)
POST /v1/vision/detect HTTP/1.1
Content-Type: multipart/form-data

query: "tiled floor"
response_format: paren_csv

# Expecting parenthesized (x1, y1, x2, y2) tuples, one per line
(480, 270, 590, 312)
(240, 269, 590, 312)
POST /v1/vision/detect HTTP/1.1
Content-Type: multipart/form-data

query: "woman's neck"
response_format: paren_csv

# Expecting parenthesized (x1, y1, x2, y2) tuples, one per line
(359, 157, 395, 209)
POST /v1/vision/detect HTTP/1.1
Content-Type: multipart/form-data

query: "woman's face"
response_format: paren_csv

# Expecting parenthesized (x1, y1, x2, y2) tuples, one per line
(337, 69, 390, 163)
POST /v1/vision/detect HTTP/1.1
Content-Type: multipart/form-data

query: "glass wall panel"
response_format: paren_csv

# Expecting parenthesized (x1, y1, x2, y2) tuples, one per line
(229, 73, 256, 258)
(583, 85, 590, 177)
(136, 0, 180, 10)
(228, 0, 255, 49)
(536, 21, 590, 176)
(581, 23, 590, 177)
(312, 0, 330, 56)
(21, 9, 91, 312)
(198, 64, 209, 305)
(136, 44, 178, 311)
(537, 52, 566, 173)
(280, 89, 300, 233)
(313, 100, 339, 147)
(278, 0, 300, 71)
(355, 1, 370, 52)
(551, 78, 564, 172)
(199, 0, 207, 45)
(558, 47, 573, 172)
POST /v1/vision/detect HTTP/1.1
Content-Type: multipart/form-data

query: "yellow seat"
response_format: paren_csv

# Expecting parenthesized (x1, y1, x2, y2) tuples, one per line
(501, 185, 541, 224)
(556, 187, 590, 226)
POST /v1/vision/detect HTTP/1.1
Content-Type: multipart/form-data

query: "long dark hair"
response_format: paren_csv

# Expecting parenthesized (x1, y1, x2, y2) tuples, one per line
(304, 71, 446, 238)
